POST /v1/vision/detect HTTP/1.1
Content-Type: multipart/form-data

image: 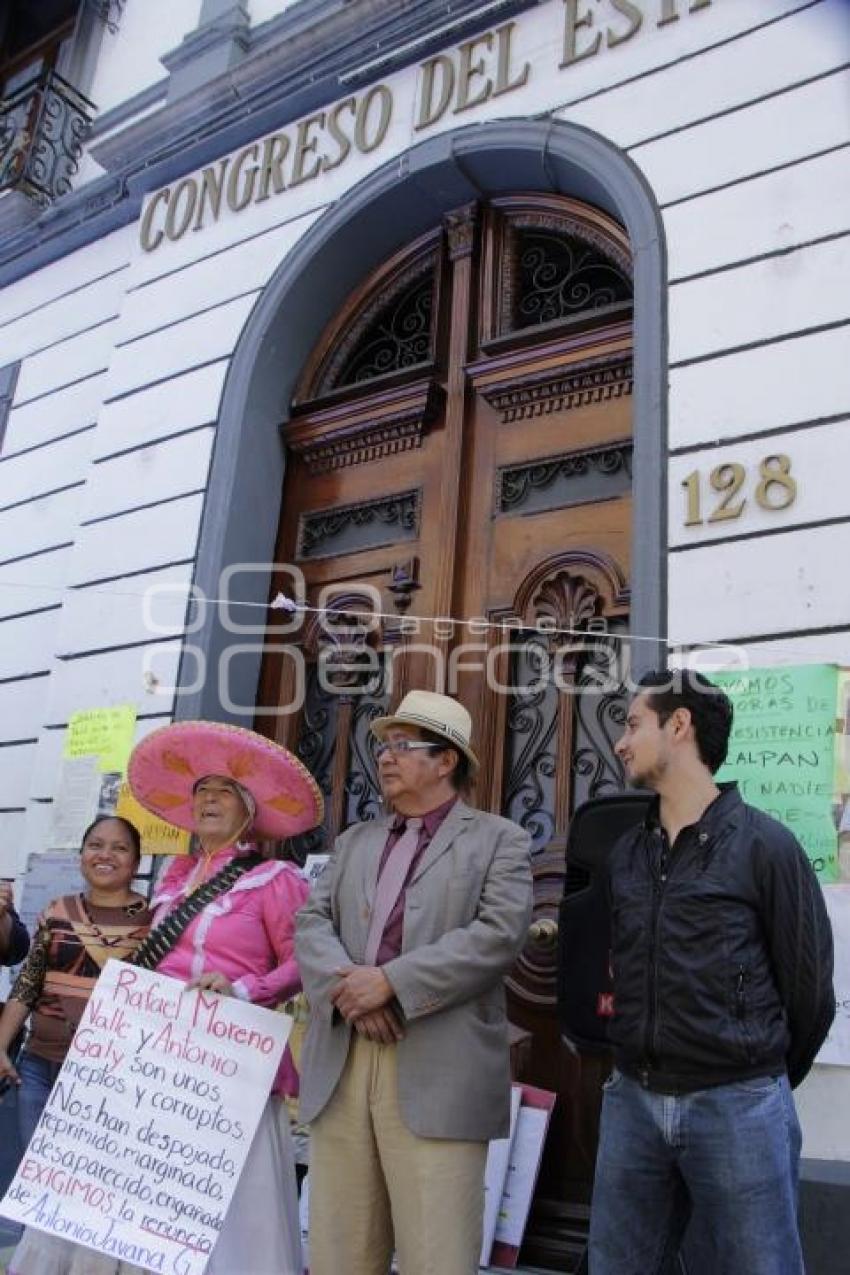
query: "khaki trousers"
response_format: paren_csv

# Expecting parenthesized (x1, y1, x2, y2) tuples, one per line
(309, 1035, 487, 1275)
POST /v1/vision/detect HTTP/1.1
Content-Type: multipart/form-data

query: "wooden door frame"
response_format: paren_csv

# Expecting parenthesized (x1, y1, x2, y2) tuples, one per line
(174, 117, 667, 724)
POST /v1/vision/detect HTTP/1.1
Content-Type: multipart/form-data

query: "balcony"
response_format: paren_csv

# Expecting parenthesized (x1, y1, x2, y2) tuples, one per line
(0, 67, 94, 208)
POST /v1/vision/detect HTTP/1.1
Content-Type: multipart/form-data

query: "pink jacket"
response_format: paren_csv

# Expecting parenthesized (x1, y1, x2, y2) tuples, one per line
(152, 847, 308, 1094)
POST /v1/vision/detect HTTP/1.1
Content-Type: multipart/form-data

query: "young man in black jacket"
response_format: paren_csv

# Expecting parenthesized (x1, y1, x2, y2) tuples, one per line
(588, 669, 835, 1275)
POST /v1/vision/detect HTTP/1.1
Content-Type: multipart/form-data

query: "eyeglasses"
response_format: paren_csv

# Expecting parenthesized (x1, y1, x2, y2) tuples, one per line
(374, 740, 438, 760)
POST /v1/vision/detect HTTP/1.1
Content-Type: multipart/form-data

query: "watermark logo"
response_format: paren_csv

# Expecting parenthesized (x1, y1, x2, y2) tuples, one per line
(136, 563, 750, 716)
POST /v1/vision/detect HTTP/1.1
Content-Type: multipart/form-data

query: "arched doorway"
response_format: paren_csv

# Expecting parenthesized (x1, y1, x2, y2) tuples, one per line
(177, 117, 667, 1267)
(258, 191, 634, 826)
(255, 191, 633, 1264)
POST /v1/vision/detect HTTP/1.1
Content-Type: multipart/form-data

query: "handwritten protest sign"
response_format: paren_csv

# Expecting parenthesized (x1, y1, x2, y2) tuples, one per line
(713, 665, 839, 882)
(0, 963, 290, 1275)
(835, 669, 850, 884)
(50, 705, 189, 855)
(64, 705, 138, 774)
(50, 706, 137, 850)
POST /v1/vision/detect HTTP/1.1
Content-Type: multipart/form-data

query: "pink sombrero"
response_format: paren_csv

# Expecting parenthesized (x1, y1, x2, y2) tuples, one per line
(127, 720, 323, 840)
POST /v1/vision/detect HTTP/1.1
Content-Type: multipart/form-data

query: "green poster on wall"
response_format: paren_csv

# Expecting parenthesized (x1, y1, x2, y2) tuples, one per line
(713, 665, 838, 883)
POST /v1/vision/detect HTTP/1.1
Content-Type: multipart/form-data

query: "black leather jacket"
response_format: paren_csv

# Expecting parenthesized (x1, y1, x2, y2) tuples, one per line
(607, 784, 835, 1092)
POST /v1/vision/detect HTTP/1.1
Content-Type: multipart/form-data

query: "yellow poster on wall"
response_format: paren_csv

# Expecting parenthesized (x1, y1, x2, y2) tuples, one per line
(56, 706, 189, 856)
(63, 704, 137, 773)
(115, 782, 190, 857)
(51, 706, 139, 849)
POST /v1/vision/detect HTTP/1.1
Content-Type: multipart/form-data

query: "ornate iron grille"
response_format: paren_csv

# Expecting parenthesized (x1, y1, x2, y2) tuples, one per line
(296, 489, 421, 560)
(502, 633, 559, 853)
(571, 632, 629, 810)
(287, 656, 389, 862)
(497, 442, 633, 516)
(344, 692, 389, 827)
(501, 629, 629, 853)
(335, 270, 435, 387)
(513, 228, 632, 330)
(0, 68, 93, 207)
(289, 670, 339, 863)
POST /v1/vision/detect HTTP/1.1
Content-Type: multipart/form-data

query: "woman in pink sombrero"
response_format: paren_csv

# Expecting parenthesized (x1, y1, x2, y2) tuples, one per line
(128, 720, 323, 1275)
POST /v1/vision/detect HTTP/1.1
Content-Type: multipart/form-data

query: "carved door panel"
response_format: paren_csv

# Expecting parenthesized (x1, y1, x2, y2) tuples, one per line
(255, 228, 454, 846)
(256, 414, 451, 852)
(454, 237, 632, 1263)
(256, 194, 633, 1263)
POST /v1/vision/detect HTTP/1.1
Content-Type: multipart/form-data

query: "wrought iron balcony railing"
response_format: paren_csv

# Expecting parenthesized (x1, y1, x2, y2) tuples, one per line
(0, 68, 95, 208)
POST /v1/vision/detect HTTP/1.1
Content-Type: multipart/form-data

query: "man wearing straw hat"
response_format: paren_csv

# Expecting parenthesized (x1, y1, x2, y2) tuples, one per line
(297, 689, 533, 1275)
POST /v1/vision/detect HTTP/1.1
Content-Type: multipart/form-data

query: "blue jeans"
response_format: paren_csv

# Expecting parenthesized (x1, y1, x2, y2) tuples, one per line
(588, 1069, 804, 1275)
(16, 1052, 63, 1151)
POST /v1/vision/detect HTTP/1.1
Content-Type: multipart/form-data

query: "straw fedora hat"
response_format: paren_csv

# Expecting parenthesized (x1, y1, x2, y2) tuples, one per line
(371, 690, 479, 772)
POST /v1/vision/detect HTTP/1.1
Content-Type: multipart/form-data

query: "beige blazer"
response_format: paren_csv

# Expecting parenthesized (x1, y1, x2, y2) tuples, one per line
(295, 800, 532, 1141)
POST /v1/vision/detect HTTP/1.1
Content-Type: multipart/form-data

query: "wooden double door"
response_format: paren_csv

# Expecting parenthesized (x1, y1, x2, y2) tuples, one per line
(257, 192, 634, 1267)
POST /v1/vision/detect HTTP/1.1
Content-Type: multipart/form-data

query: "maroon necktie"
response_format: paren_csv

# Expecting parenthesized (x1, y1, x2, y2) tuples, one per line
(364, 818, 423, 965)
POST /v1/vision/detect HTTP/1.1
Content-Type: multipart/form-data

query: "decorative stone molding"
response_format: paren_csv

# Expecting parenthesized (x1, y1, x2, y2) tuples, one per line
(285, 379, 443, 474)
(161, 3, 251, 104)
(481, 354, 632, 424)
(88, 0, 416, 173)
(512, 548, 631, 626)
(496, 440, 632, 515)
(296, 488, 421, 560)
(445, 201, 478, 261)
(387, 557, 421, 614)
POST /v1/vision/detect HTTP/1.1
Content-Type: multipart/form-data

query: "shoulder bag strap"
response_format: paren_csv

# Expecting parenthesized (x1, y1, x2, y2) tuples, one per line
(131, 854, 263, 971)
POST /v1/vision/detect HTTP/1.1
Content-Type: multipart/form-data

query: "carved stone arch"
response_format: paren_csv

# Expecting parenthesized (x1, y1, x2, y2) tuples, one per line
(294, 225, 442, 402)
(178, 115, 665, 749)
(512, 548, 631, 630)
